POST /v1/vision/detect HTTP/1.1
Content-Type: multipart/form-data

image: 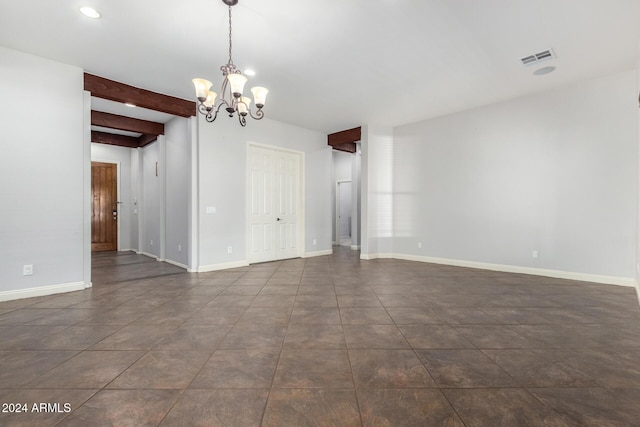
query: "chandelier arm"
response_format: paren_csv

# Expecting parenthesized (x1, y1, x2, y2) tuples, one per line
(201, 100, 228, 123)
(193, 0, 267, 127)
(197, 103, 210, 116)
(248, 108, 265, 120)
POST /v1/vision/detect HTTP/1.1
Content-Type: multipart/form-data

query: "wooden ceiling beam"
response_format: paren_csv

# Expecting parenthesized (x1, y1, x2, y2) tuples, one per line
(91, 131, 140, 148)
(138, 134, 159, 147)
(91, 110, 164, 136)
(84, 73, 196, 117)
(331, 142, 357, 153)
(328, 126, 361, 153)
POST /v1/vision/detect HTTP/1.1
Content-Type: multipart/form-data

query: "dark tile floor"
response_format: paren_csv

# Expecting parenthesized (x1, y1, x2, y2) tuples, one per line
(1, 249, 639, 426)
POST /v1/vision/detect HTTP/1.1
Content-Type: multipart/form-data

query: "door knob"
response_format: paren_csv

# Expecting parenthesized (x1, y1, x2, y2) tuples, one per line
(276, 218, 282, 221)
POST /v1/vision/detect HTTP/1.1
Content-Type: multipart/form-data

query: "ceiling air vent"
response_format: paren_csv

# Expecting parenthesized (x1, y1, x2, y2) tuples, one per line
(520, 49, 556, 66)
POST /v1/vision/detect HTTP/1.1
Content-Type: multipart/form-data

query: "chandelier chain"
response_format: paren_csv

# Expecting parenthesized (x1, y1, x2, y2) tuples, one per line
(192, 0, 267, 127)
(228, 5, 233, 65)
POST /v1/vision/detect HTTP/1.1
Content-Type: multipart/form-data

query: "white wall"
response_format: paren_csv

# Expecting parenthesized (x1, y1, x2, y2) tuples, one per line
(0, 47, 89, 300)
(197, 115, 331, 271)
(393, 70, 638, 282)
(91, 143, 134, 251)
(164, 117, 191, 267)
(141, 141, 160, 258)
(331, 149, 362, 248)
(332, 150, 353, 243)
(352, 145, 362, 249)
(130, 148, 140, 252)
(361, 124, 394, 259)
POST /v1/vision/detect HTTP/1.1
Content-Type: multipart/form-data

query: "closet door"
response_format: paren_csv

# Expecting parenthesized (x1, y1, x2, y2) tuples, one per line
(248, 145, 302, 263)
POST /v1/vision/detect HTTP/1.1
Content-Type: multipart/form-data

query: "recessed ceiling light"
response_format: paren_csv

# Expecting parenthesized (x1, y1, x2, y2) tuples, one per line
(124, 103, 136, 108)
(533, 66, 556, 76)
(244, 69, 256, 76)
(80, 7, 101, 19)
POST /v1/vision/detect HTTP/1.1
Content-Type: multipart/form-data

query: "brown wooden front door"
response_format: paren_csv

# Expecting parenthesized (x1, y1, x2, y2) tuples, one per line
(91, 162, 118, 252)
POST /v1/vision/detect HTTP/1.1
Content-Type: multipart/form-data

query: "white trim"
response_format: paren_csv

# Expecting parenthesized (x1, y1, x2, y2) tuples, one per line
(360, 253, 394, 260)
(164, 259, 188, 270)
(350, 245, 361, 250)
(0, 281, 91, 302)
(141, 251, 159, 260)
(198, 260, 250, 272)
(394, 253, 635, 287)
(303, 249, 333, 258)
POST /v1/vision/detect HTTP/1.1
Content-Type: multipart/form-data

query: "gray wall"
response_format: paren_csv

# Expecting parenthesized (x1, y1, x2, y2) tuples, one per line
(141, 141, 160, 258)
(361, 124, 394, 258)
(0, 46, 89, 299)
(197, 115, 332, 270)
(164, 117, 191, 267)
(332, 150, 353, 243)
(392, 70, 637, 281)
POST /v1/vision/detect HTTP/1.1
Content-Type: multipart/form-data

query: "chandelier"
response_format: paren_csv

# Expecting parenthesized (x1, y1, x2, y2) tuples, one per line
(192, 0, 268, 127)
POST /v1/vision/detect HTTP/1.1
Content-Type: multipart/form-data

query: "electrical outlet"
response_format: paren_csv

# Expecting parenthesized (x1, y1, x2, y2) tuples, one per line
(23, 264, 33, 276)
(150, 239, 154, 246)
(313, 239, 317, 246)
(532, 250, 539, 259)
(227, 246, 233, 254)
(418, 242, 422, 249)
(178, 244, 182, 252)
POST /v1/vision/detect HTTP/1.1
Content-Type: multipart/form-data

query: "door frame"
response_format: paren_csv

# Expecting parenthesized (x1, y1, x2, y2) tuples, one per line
(91, 159, 121, 251)
(336, 179, 352, 247)
(246, 142, 305, 263)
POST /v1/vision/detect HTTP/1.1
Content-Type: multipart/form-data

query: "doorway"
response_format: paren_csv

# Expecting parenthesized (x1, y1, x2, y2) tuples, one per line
(337, 180, 352, 246)
(247, 144, 303, 263)
(91, 161, 118, 252)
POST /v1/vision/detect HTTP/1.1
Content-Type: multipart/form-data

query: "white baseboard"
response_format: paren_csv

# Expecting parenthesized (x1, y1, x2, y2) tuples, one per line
(198, 260, 250, 273)
(303, 249, 333, 258)
(360, 253, 394, 260)
(164, 259, 188, 270)
(394, 253, 635, 287)
(141, 252, 159, 260)
(0, 281, 91, 302)
(350, 245, 361, 251)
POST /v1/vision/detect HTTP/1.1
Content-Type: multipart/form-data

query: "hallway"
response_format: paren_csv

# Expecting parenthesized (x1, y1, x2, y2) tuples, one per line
(0, 249, 639, 425)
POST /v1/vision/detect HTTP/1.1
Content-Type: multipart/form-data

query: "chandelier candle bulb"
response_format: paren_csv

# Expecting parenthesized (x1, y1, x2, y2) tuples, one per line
(203, 91, 217, 109)
(192, 78, 213, 101)
(251, 87, 268, 108)
(227, 73, 247, 97)
(238, 97, 251, 115)
(191, 0, 267, 126)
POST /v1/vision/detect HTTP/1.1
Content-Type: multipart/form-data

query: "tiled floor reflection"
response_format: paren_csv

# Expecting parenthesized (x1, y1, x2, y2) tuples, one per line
(0, 249, 639, 426)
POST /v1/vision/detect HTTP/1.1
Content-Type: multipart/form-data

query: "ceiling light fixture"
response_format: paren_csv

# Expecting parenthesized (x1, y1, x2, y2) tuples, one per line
(192, 0, 268, 127)
(533, 66, 556, 76)
(80, 6, 101, 19)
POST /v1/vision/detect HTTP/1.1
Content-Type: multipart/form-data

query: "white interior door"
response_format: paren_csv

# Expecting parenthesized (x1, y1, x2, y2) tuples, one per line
(248, 145, 302, 263)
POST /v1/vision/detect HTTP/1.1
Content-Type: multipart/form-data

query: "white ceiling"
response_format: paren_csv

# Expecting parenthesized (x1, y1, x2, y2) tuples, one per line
(2, 0, 640, 133)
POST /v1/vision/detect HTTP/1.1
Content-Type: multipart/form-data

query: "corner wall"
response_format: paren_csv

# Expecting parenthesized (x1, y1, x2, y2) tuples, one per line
(361, 124, 394, 259)
(393, 70, 638, 285)
(196, 115, 331, 271)
(0, 47, 89, 300)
